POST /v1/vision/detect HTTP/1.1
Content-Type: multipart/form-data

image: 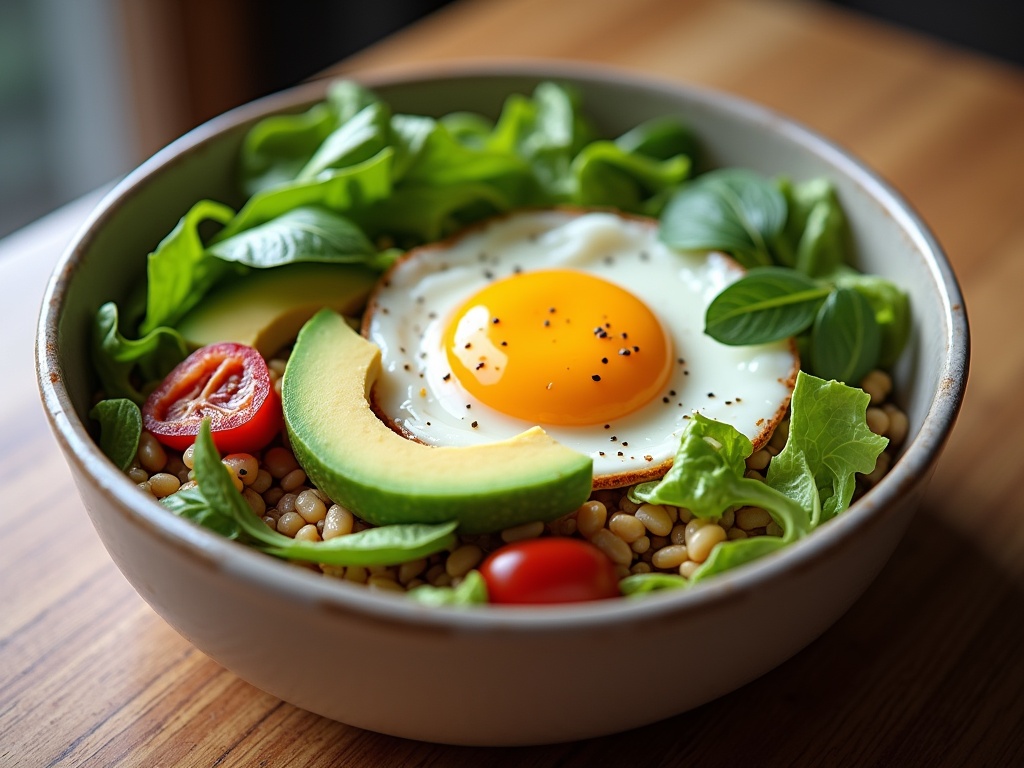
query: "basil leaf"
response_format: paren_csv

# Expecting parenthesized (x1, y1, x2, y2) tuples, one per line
(775, 177, 850, 276)
(93, 302, 189, 403)
(809, 286, 882, 384)
(659, 169, 787, 268)
(407, 570, 489, 606)
(832, 269, 910, 367)
(260, 522, 459, 567)
(191, 420, 458, 566)
(161, 486, 243, 539)
(207, 206, 375, 268)
(89, 398, 142, 470)
(139, 200, 237, 335)
(704, 266, 831, 345)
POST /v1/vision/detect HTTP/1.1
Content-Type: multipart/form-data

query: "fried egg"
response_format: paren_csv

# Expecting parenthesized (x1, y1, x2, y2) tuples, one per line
(363, 209, 798, 488)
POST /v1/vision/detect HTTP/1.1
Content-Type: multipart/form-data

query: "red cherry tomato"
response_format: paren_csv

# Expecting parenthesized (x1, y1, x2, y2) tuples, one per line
(479, 538, 621, 605)
(143, 342, 281, 453)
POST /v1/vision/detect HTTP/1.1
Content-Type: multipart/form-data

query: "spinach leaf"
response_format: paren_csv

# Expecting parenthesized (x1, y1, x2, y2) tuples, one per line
(768, 372, 887, 523)
(659, 169, 787, 268)
(93, 302, 190, 403)
(139, 200, 237, 335)
(615, 116, 700, 164)
(297, 102, 391, 181)
(704, 266, 831, 345)
(239, 80, 380, 197)
(207, 206, 376, 268)
(570, 141, 691, 212)
(89, 398, 142, 470)
(406, 570, 489, 606)
(810, 286, 882, 384)
(190, 420, 458, 566)
(217, 149, 395, 240)
(240, 102, 339, 196)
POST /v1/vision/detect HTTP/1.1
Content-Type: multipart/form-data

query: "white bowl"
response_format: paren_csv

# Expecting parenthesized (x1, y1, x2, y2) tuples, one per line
(36, 62, 968, 746)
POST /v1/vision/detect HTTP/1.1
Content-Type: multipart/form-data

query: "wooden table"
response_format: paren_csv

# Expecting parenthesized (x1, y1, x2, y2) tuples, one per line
(4, 0, 1023, 764)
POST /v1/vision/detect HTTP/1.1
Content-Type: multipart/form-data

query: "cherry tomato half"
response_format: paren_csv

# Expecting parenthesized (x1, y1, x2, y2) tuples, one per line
(143, 342, 281, 454)
(479, 538, 621, 605)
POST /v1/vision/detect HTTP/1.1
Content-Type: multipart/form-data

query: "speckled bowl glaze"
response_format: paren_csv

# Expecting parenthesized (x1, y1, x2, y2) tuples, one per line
(37, 62, 968, 746)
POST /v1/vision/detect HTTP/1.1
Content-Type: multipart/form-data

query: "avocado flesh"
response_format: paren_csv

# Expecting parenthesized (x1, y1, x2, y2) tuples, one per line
(176, 262, 377, 357)
(283, 309, 594, 534)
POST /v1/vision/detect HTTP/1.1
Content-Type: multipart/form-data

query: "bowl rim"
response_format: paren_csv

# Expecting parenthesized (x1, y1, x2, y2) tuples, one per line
(36, 59, 969, 631)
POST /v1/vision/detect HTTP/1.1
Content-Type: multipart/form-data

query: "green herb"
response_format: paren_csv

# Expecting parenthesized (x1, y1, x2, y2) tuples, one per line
(139, 200, 237, 335)
(809, 286, 881, 385)
(832, 268, 911, 368)
(207, 206, 376, 268)
(92, 302, 190, 403)
(659, 169, 787, 268)
(240, 81, 379, 196)
(161, 486, 242, 539)
(704, 266, 831, 345)
(623, 372, 886, 592)
(297, 102, 391, 181)
(407, 570, 489, 606)
(185, 420, 458, 566)
(89, 398, 142, 470)
(685, 172, 908, 383)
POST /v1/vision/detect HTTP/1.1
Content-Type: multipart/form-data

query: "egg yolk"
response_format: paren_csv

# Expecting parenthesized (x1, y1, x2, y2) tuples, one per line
(443, 269, 673, 426)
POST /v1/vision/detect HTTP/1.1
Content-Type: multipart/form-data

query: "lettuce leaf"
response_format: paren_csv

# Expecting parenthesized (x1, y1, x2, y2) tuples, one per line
(623, 372, 887, 592)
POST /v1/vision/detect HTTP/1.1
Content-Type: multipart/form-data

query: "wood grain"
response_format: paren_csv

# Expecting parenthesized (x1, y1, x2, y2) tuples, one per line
(3, 0, 1023, 765)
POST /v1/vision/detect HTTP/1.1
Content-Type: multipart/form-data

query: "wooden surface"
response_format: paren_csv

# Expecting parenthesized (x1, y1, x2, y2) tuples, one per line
(4, 0, 1023, 764)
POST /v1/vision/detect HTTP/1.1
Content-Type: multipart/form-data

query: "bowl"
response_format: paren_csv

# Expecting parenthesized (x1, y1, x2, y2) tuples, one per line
(36, 61, 968, 746)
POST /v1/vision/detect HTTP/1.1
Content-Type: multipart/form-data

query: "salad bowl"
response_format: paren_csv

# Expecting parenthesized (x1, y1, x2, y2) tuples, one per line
(36, 61, 967, 745)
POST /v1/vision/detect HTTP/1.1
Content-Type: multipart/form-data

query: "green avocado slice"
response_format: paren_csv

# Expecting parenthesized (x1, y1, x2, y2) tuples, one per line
(176, 262, 377, 357)
(282, 309, 594, 534)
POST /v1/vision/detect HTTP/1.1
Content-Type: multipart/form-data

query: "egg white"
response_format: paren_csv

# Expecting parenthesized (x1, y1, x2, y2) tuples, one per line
(363, 209, 798, 487)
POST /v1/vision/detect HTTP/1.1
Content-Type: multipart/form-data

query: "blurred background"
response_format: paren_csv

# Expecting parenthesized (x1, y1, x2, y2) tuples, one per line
(1, 0, 1017, 239)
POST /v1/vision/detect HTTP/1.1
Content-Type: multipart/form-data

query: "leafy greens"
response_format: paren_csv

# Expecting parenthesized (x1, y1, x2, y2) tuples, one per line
(621, 372, 887, 594)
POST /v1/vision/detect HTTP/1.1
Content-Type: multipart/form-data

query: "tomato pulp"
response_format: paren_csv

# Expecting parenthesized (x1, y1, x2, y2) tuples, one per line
(143, 342, 281, 453)
(479, 538, 621, 604)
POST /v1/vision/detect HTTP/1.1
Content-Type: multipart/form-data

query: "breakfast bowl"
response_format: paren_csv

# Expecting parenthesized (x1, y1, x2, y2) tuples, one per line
(36, 62, 968, 746)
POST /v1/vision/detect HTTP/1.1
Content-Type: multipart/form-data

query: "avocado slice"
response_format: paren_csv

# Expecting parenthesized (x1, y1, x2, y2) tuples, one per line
(176, 262, 377, 356)
(283, 309, 594, 534)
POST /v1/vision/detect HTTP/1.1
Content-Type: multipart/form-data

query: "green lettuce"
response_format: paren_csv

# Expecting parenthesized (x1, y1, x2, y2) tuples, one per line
(622, 372, 887, 592)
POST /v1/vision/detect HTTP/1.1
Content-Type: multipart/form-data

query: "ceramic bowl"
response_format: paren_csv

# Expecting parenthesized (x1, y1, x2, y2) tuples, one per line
(36, 62, 968, 746)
